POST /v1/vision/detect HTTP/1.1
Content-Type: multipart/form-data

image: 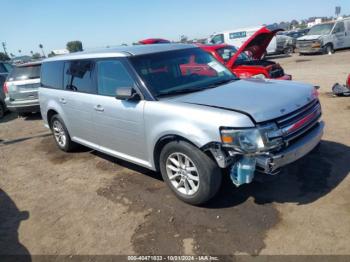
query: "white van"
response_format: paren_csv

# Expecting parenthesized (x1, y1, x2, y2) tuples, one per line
(208, 26, 294, 55)
(297, 17, 350, 55)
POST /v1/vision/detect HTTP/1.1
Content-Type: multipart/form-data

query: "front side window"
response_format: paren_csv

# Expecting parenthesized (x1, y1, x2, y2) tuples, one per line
(8, 64, 41, 81)
(332, 22, 345, 34)
(41, 61, 64, 89)
(130, 48, 236, 97)
(216, 46, 251, 63)
(64, 60, 96, 94)
(96, 59, 134, 96)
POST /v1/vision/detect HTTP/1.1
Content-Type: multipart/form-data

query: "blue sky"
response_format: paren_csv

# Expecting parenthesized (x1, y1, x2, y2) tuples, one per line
(1, 0, 350, 55)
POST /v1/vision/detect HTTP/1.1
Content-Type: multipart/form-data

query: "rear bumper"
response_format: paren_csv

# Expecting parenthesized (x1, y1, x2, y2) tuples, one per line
(276, 74, 292, 80)
(256, 121, 324, 174)
(5, 99, 40, 113)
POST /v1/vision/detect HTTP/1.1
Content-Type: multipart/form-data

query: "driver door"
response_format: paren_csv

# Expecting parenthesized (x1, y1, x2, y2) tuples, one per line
(92, 58, 148, 163)
(333, 21, 346, 49)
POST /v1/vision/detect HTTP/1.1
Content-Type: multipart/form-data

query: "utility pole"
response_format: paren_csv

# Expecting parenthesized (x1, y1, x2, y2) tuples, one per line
(2, 42, 8, 56)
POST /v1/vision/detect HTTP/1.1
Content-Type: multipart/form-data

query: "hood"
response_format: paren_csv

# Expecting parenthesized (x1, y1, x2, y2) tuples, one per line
(168, 79, 316, 123)
(297, 35, 322, 41)
(227, 27, 282, 67)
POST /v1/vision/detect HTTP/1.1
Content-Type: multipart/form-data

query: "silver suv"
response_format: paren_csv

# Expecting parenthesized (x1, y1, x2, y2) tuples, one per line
(4, 62, 41, 115)
(39, 44, 324, 205)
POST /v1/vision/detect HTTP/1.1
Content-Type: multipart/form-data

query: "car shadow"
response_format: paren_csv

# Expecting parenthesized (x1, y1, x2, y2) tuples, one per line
(92, 139, 349, 209)
(206, 140, 349, 208)
(0, 189, 31, 261)
(0, 112, 17, 124)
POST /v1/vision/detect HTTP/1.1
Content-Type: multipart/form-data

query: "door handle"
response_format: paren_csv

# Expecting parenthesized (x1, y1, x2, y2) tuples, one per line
(59, 98, 67, 104)
(94, 105, 104, 112)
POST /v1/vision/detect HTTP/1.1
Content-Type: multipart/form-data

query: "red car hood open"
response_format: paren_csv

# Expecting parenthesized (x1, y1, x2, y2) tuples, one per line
(227, 26, 283, 68)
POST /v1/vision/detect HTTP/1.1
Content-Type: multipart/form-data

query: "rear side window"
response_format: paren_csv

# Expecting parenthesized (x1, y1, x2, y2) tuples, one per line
(41, 61, 64, 89)
(64, 60, 96, 94)
(229, 31, 247, 39)
(8, 64, 41, 81)
(0, 63, 12, 73)
(97, 59, 134, 96)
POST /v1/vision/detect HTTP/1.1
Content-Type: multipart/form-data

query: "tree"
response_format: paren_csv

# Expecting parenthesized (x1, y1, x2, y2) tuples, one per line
(10, 53, 15, 58)
(0, 52, 10, 61)
(39, 44, 45, 57)
(66, 41, 83, 53)
(32, 52, 41, 59)
(48, 51, 56, 58)
(180, 35, 188, 43)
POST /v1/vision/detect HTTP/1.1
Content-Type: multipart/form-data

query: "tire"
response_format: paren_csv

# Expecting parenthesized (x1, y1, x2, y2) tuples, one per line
(159, 140, 222, 205)
(284, 46, 293, 55)
(50, 114, 78, 152)
(0, 102, 5, 119)
(324, 44, 334, 55)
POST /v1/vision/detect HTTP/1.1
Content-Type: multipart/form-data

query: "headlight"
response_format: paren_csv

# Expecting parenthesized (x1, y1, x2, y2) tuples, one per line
(220, 123, 283, 154)
(251, 74, 266, 79)
(311, 40, 322, 48)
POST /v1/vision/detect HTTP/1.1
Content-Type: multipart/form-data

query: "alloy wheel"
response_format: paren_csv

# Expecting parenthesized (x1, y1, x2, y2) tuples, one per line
(52, 120, 67, 147)
(166, 152, 200, 196)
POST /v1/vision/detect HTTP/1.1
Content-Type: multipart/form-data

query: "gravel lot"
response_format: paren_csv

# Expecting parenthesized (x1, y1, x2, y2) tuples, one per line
(1, 51, 350, 257)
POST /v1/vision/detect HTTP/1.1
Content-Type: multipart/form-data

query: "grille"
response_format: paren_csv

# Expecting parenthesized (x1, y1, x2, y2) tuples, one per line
(297, 40, 313, 48)
(276, 99, 321, 143)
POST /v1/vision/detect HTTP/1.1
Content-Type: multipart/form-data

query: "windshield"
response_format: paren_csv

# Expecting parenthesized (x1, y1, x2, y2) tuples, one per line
(308, 23, 335, 35)
(8, 64, 41, 81)
(130, 48, 237, 97)
(216, 46, 251, 63)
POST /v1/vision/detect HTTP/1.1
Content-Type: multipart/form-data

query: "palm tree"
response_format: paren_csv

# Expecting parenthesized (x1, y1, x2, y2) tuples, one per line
(18, 50, 22, 55)
(39, 44, 45, 57)
(10, 53, 15, 58)
(30, 51, 34, 55)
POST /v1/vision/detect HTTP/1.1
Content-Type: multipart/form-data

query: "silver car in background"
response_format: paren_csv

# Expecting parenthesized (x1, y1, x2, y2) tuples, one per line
(39, 44, 324, 205)
(4, 62, 41, 115)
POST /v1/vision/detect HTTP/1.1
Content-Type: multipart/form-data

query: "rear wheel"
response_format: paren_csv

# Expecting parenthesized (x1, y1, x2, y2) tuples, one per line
(50, 114, 78, 152)
(159, 140, 222, 205)
(0, 102, 5, 119)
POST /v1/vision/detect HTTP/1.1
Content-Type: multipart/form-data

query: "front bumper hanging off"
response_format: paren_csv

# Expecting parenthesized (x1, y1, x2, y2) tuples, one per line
(256, 121, 324, 174)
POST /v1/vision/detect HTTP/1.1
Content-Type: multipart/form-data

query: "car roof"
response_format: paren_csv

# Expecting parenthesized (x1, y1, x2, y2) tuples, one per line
(44, 44, 196, 62)
(16, 61, 42, 67)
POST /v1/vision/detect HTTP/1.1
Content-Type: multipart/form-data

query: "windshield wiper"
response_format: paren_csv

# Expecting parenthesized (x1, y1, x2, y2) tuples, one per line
(157, 88, 203, 97)
(203, 78, 237, 89)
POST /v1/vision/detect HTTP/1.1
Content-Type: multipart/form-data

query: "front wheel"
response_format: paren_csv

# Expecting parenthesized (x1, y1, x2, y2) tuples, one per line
(324, 44, 334, 55)
(159, 140, 222, 205)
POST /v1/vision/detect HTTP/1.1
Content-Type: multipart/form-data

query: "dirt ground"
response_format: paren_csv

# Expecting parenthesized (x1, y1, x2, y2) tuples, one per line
(0, 51, 350, 257)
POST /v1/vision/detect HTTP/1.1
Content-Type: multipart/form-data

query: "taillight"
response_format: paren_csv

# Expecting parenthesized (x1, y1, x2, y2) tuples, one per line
(347, 74, 350, 88)
(3, 82, 8, 94)
(312, 86, 319, 98)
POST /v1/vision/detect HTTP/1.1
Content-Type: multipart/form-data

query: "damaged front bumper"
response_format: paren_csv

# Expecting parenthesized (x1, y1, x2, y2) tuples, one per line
(208, 121, 324, 186)
(256, 121, 324, 174)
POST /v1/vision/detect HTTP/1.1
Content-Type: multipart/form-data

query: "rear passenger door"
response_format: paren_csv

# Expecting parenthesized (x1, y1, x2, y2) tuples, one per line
(333, 22, 346, 49)
(92, 58, 147, 163)
(62, 60, 99, 146)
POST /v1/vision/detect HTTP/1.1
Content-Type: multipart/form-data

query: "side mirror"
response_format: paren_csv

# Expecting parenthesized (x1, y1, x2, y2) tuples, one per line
(115, 87, 140, 101)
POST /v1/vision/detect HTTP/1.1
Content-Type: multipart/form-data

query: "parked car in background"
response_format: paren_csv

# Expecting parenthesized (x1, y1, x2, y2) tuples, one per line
(139, 38, 171, 44)
(0, 62, 13, 118)
(199, 27, 291, 80)
(3, 62, 41, 115)
(208, 26, 295, 56)
(39, 44, 323, 205)
(297, 18, 350, 55)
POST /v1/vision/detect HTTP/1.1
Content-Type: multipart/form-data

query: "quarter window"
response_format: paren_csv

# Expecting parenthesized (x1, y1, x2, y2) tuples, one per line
(64, 60, 96, 94)
(333, 22, 345, 34)
(41, 61, 64, 89)
(96, 59, 134, 97)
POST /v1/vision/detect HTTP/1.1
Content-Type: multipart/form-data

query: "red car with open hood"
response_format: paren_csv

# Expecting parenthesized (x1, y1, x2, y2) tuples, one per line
(198, 26, 292, 80)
